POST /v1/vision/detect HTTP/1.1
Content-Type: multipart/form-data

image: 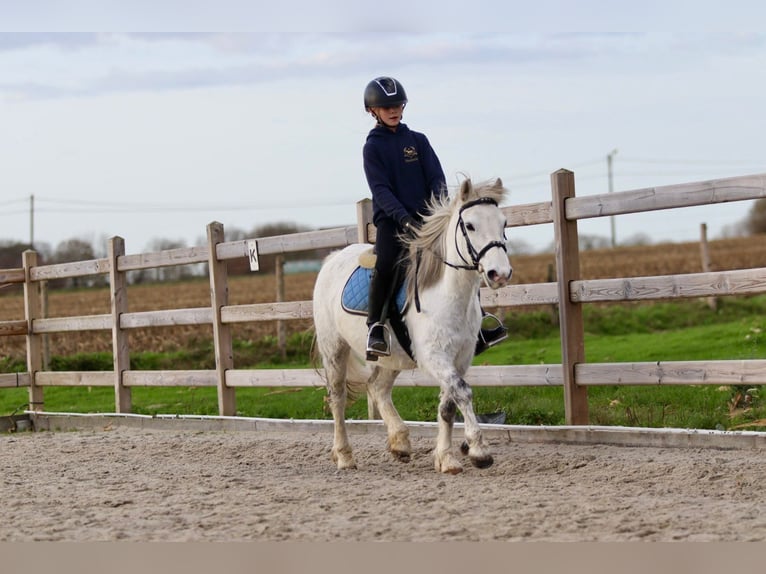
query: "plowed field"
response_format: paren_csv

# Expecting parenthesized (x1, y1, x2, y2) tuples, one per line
(2, 236, 766, 361)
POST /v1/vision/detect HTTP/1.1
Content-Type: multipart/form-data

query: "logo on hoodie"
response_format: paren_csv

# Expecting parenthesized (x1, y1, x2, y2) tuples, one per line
(403, 146, 419, 163)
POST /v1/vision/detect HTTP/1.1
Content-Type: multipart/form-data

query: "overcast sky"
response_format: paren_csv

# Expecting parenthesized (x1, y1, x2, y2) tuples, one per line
(1, 5, 765, 255)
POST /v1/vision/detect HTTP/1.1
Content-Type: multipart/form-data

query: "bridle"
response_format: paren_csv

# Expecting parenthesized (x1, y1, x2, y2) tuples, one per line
(448, 196, 508, 271)
(413, 196, 507, 312)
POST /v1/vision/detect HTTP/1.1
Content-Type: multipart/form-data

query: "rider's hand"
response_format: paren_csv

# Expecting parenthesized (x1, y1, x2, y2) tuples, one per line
(401, 216, 420, 237)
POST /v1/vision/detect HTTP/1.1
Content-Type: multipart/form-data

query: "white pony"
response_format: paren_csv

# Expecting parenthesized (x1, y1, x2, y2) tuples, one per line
(312, 178, 512, 474)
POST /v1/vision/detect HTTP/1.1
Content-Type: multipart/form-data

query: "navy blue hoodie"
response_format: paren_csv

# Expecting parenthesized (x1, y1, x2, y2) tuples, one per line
(363, 123, 446, 226)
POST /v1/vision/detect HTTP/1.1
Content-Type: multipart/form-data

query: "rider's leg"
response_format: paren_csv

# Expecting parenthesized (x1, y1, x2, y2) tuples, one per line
(366, 269, 391, 358)
(366, 218, 400, 359)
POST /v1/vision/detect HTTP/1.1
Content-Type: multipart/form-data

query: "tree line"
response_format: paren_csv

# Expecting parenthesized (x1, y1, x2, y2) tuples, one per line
(2, 200, 765, 290)
(0, 222, 328, 290)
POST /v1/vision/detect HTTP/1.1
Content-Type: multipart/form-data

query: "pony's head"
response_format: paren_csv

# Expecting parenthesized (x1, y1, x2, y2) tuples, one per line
(404, 178, 512, 302)
(452, 178, 511, 288)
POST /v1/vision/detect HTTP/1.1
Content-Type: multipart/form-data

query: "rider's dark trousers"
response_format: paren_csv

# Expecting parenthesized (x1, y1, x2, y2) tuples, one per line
(367, 218, 405, 326)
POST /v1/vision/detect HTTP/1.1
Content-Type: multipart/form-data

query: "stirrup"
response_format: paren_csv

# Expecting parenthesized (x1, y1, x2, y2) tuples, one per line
(366, 322, 391, 361)
(475, 313, 508, 356)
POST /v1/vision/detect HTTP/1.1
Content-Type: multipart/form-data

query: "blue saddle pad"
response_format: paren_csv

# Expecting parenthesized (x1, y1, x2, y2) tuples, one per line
(341, 266, 407, 316)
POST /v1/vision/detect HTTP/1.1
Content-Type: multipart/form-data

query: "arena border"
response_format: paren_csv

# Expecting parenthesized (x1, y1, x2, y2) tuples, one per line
(17, 411, 766, 451)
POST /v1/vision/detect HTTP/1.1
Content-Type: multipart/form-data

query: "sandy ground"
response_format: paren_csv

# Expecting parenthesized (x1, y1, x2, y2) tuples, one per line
(1, 426, 765, 542)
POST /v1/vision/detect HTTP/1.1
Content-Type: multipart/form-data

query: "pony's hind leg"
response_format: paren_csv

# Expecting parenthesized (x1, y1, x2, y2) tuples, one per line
(368, 367, 411, 462)
(322, 342, 356, 470)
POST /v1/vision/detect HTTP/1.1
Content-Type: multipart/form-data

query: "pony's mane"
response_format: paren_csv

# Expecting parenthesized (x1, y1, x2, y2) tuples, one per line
(402, 178, 507, 306)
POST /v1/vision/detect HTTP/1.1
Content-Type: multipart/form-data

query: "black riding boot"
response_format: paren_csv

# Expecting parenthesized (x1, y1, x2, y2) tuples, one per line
(475, 310, 508, 356)
(366, 271, 391, 360)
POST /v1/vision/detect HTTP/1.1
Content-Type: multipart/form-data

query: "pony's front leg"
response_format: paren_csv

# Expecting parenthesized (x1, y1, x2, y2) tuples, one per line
(435, 376, 493, 473)
(455, 389, 494, 469)
(434, 391, 463, 474)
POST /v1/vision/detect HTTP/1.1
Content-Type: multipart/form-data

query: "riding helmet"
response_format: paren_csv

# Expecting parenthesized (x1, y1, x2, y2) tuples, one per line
(364, 77, 408, 110)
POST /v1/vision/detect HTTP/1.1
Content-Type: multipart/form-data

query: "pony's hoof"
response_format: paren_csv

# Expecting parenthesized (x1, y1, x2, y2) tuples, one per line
(470, 454, 494, 469)
(435, 454, 464, 474)
(387, 432, 412, 463)
(332, 449, 357, 470)
(391, 450, 411, 463)
(335, 459, 357, 470)
(460, 441, 469, 455)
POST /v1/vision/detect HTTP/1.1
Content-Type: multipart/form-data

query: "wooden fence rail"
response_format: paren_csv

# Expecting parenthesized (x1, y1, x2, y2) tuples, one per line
(2, 170, 766, 424)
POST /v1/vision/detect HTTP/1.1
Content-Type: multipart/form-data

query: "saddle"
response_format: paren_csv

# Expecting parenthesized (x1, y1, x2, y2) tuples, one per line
(341, 264, 414, 360)
(341, 266, 407, 316)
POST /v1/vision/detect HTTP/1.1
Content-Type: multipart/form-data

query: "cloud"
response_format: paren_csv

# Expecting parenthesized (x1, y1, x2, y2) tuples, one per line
(0, 32, 101, 51)
(5, 1, 766, 33)
(1, 33, 764, 102)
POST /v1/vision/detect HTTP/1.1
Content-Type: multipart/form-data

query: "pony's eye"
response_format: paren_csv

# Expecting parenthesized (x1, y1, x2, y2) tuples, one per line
(465, 223, 475, 232)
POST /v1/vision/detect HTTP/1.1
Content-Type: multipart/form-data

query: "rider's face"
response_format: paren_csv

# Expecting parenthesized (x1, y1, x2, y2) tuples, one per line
(371, 104, 404, 128)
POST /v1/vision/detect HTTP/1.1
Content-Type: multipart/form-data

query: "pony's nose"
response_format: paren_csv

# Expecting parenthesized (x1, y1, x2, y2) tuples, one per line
(488, 267, 512, 287)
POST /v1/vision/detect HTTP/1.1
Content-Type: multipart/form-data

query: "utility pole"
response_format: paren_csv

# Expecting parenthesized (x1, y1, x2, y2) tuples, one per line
(30, 194, 35, 248)
(607, 149, 618, 247)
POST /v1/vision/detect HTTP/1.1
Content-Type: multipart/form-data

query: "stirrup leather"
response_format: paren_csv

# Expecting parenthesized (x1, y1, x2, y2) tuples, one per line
(366, 322, 391, 360)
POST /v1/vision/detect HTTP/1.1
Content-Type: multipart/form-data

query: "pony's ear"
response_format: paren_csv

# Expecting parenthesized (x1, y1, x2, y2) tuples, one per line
(493, 178, 508, 199)
(459, 178, 473, 201)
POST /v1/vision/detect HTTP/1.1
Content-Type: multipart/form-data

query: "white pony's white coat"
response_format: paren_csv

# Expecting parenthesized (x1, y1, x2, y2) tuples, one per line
(313, 178, 512, 474)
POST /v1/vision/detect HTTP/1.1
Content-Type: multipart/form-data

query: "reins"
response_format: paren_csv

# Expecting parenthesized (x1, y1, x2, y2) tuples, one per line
(413, 196, 507, 312)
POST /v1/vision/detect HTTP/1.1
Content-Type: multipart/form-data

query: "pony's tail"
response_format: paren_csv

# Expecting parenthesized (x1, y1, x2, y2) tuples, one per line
(309, 328, 323, 379)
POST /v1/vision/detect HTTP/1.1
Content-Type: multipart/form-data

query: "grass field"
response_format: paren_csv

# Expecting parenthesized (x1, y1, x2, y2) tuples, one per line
(1, 297, 764, 430)
(2, 236, 766, 430)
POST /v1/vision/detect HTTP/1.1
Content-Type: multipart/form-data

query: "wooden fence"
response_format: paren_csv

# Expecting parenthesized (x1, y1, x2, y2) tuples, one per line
(2, 170, 766, 425)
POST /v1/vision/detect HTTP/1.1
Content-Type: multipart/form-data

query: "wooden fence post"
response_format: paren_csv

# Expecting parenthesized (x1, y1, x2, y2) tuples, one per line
(40, 280, 50, 370)
(699, 223, 718, 311)
(355, 198, 381, 419)
(22, 250, 44, 412)
(551, 169, 588, 425)
(276, 254, 286, 360)
(109, 236, 131, 412)
(356, 198, 373, 243)
(207, 222, 236, 416)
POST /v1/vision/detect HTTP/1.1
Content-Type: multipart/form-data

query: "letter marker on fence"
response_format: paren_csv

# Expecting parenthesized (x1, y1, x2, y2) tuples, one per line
(247, 239, 260, 272)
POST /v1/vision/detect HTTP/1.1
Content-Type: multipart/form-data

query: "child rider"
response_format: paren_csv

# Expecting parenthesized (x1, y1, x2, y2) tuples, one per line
(362, 76, 507, 359)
